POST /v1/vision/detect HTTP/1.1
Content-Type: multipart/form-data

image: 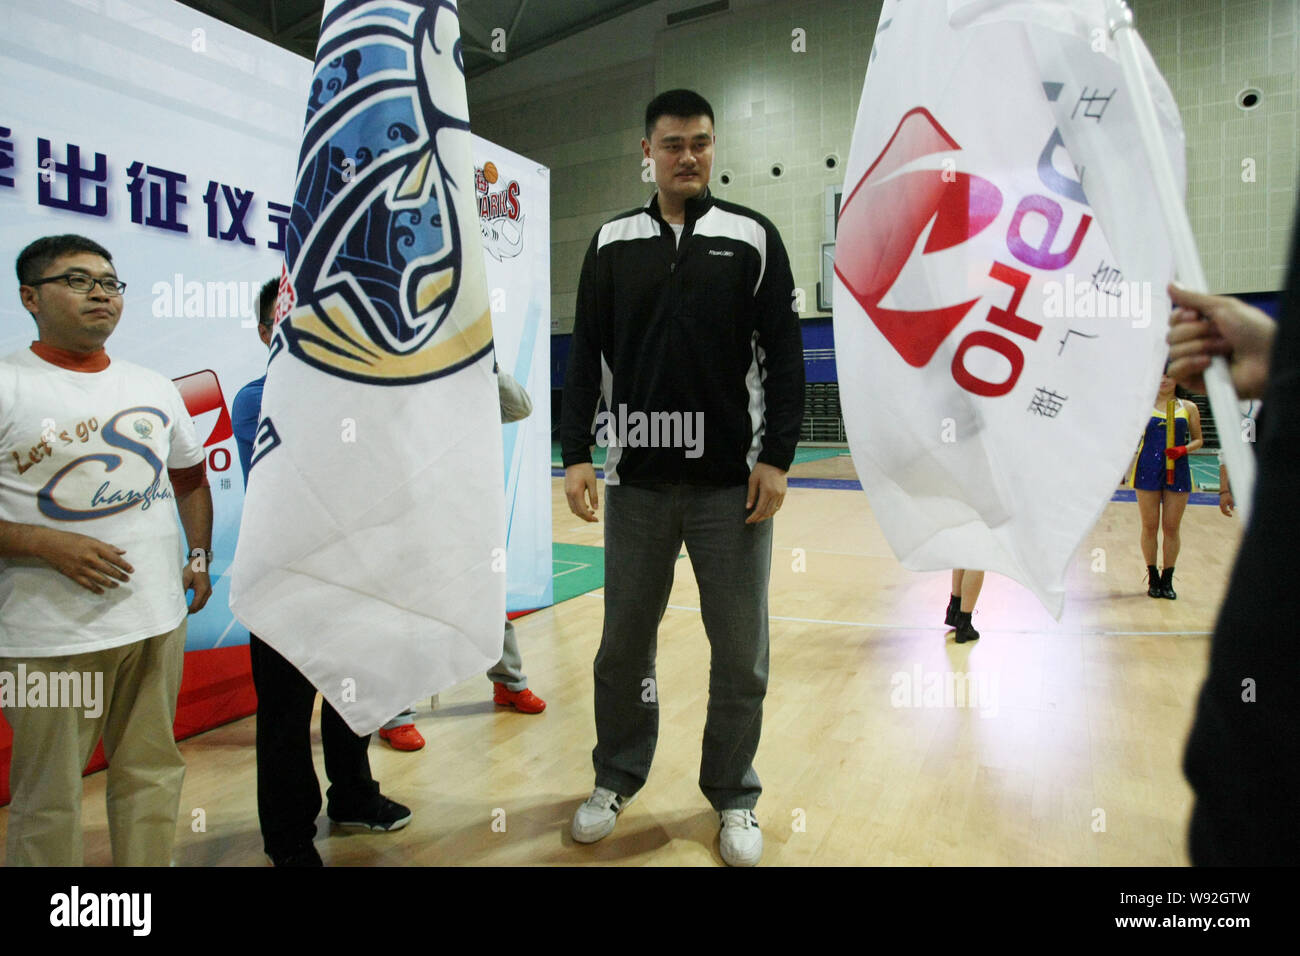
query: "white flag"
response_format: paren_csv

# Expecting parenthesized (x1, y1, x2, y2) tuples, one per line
(229, 0, 505, 734)
(834, 0, 1185, 617)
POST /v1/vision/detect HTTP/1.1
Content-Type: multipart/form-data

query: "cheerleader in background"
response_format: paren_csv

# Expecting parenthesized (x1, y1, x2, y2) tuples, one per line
(1129, 370, 1203, 599)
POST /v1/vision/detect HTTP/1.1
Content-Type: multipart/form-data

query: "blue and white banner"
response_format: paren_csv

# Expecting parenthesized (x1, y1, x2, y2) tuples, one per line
(229, 0, 507, 734)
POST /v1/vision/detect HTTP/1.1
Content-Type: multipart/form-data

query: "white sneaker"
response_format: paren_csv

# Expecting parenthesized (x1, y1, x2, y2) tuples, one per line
(571, 787, 634, 843)
(719, 809, 762, 866)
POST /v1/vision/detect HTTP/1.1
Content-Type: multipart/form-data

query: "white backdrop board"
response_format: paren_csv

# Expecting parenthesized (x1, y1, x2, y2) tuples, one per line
(471, 136, 553, 613)
(0, 0, 552, 652)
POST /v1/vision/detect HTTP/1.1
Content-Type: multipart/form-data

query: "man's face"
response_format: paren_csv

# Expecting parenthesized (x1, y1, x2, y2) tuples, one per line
(643, 114, 715, 206)
(19, 252, 123, 352)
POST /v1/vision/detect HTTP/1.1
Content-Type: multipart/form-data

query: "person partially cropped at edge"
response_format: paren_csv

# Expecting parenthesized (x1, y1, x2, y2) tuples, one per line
(1166, 205, 1300, 864)
(560, 89, 804, 866)
(0, 234, 212, 866)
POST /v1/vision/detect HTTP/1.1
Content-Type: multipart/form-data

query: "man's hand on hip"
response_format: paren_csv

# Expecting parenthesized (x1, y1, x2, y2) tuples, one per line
(746, 462, 787, 524)
(565, 463, 601, 522)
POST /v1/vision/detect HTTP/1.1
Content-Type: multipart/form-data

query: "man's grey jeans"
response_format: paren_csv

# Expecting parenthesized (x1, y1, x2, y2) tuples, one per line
(593, 482, 772, 811)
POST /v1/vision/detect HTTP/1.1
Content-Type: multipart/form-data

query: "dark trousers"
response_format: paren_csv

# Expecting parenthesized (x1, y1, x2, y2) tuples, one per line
(248, 634, 379, 858)
(593, 483, 772, 811)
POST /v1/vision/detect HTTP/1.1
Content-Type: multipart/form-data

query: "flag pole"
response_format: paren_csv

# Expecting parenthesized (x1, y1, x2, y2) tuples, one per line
(1166, 397, 1176, 487)
(1106, 0, 1256, 523)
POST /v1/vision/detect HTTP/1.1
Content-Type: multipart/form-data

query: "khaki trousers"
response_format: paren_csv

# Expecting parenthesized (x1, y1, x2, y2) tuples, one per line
(1, 621, 187, 866)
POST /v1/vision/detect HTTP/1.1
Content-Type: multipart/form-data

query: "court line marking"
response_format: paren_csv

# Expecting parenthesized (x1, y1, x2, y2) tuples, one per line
(553, 560, 592, 579)
(578, 592, 1209, 635)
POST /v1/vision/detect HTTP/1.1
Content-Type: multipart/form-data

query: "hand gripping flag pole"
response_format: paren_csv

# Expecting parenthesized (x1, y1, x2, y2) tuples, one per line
(1107, 0, 1256, 522)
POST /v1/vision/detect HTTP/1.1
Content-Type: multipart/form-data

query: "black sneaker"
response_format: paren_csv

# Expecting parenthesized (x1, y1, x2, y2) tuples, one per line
(944, 593, 960, 628)
(1147, 565, 1162, 598)
(954, 611, 980, 644)
(1159, 567, 1177, 600)
(329, 796, 412, 832)
(268, 844, 323, 866)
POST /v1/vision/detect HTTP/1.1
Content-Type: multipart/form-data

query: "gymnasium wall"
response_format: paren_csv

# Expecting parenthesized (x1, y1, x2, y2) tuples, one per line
(1138, 0, 1299, 294)
(468, 0, 1300, 343)
(470, 58, 657, 338)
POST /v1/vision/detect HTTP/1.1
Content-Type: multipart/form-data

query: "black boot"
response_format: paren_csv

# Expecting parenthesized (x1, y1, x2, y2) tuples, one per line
(954, 610, 980, 643)
(1147, 565, 1162, 598)
(1160, 567, 1177, 600)
(945, 593, 960, 628)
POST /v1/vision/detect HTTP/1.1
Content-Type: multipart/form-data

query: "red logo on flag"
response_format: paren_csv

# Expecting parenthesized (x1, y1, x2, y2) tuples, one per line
(273, 262, 295, 328)
(173, 370, 232, 447)
(836, 108, 1003, 367)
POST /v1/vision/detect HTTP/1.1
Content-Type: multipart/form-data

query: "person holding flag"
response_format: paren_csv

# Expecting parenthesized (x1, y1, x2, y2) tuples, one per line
(230, 0, 507, 739)
(1167, 267, 1297, 864)
(233, 279, 411, 866)
(378, 367, 547, 753)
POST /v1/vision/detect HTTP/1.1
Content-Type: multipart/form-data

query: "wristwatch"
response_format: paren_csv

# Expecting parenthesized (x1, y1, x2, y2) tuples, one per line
(190, 548, 214, 567)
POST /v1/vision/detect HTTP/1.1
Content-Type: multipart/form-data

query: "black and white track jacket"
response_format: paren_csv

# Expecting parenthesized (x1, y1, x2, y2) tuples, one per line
(560, 188, 804, 486)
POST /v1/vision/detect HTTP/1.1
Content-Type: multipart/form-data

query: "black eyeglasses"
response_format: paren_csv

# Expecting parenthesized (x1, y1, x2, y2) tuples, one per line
(28, 273, 127, 296)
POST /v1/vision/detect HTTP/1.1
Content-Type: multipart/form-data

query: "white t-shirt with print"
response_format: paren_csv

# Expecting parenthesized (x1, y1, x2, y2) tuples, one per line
(0, 349, 204, 657)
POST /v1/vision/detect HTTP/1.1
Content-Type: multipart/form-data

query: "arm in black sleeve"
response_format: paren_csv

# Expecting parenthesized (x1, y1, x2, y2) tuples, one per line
(560, 234, 604, 467)
(1183, 197, 1300, 864)
(753, 220, 804, 471)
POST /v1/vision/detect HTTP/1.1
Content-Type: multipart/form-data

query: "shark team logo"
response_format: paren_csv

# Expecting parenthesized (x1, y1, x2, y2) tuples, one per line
(275, 0, 494, 385)
(475, 160, 524, 261)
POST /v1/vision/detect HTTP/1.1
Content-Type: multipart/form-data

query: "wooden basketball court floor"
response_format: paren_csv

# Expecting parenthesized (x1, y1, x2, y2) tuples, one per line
(0, 454, 1239, 866)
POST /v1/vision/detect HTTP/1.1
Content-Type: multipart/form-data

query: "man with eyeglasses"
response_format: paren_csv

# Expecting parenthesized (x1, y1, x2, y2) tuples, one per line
(0, 234, 213, 866)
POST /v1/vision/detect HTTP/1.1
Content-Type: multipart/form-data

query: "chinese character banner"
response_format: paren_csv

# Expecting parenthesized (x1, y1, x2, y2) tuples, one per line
(0, 0, 552, 660)
(0, 0, 311, 653)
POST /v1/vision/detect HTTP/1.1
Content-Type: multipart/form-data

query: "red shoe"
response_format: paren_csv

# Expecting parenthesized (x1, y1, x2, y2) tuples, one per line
(378, 723, 425, 751)
(493, 683, 546, 714)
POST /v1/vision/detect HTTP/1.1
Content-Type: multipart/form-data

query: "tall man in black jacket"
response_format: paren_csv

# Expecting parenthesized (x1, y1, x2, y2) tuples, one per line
(560, 89, 804, 866)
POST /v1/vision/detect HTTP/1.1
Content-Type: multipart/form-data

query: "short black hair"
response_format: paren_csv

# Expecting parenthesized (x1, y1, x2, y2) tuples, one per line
(16, 235, 113, 286)
(258, 277, 280, 327)
(645, 89, 715, 141)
